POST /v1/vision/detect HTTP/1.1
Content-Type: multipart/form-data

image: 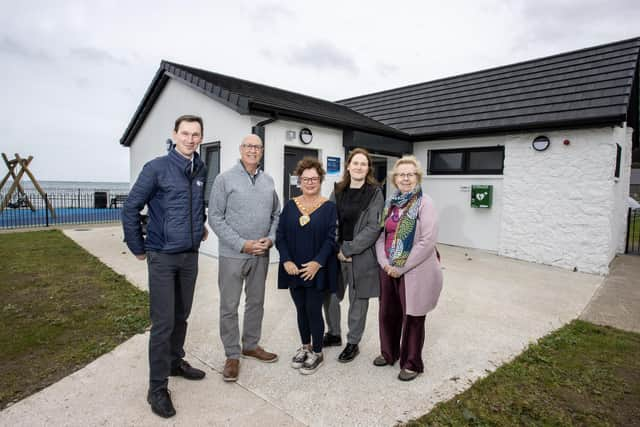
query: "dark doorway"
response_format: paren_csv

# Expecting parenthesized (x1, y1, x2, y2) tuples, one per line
(284, 146, 319, 200)
(345, 149, 390, 200)
(201, 142, 220, 204)
(371, 156, 388, 200)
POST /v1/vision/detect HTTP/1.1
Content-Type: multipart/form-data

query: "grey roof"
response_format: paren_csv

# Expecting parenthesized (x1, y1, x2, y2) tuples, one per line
(338, 37, 640, 139)
(121, 37, 640, 147)
(120, 61, 404, 146)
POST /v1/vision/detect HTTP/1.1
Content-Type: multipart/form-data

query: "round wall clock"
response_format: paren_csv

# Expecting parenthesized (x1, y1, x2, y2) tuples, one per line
(299, 128, 313, 144)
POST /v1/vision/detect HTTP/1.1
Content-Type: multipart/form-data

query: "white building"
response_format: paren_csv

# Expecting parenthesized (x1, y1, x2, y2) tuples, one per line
(120, 37, 640, 274)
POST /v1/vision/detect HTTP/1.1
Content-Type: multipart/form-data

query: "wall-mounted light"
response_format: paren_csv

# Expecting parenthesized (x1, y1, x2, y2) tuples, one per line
(286, 130, 296, 141)
(532, 135, 550, 151)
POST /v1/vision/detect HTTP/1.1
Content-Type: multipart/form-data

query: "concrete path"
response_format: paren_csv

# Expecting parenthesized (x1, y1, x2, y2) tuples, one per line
(0, 226, 606, 426)
(580, 254, 640, 333)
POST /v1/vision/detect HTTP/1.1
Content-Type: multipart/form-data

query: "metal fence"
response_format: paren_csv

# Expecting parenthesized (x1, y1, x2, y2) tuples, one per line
(626, 208, 640, 254)
(0, 191, 128, 229)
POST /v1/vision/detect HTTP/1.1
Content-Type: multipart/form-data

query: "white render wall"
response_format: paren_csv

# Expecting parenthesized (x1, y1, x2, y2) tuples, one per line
(500, 127, 630, 275)
(128, 79, 252, 184)
(610, 125, 634, 256)
(414, 136, 504, 251)
(415, 127, 632, 275)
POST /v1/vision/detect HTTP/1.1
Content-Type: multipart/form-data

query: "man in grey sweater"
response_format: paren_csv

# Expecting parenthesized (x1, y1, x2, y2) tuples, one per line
(208, 134, 281, 382)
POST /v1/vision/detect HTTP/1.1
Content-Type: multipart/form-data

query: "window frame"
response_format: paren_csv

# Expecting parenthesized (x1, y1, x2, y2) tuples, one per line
(614, 143, 622, 179)
(428, 146, 505, 175)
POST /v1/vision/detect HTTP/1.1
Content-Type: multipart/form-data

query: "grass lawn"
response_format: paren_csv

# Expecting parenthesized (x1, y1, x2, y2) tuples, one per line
(629, 212, 640, 250)
(0, 230, 149, 409)
(409, 320, 640, 426)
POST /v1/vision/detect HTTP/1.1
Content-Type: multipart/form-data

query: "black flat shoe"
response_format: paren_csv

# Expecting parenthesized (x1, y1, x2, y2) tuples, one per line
(147, 388, 176, 418)
(170, 359, 206, 380)
(322, 333, 342, 347)
(338, 343, 359, 363)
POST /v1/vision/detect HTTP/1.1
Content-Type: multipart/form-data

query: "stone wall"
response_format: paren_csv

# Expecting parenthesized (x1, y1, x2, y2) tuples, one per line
(415, 125, 632, 275)
(499, 126, 631, 274)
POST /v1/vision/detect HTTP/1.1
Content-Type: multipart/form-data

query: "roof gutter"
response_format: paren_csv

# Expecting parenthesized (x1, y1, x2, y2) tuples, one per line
(252, 114, 279, 172)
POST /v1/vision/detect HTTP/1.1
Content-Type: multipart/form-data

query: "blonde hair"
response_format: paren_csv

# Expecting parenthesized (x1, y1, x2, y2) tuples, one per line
(390, 155, 423, 189)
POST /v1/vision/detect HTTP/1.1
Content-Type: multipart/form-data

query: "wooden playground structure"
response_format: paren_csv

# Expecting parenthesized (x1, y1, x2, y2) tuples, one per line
(0, 153, 56, 218)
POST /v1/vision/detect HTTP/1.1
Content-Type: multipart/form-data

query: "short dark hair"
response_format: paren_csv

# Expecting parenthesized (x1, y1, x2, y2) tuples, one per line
(294, 157, 325, 182)
(174, 114, 203, 135)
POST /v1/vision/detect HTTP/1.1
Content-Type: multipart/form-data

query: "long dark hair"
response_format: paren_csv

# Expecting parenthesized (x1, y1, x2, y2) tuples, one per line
(335, 148, 379, 194)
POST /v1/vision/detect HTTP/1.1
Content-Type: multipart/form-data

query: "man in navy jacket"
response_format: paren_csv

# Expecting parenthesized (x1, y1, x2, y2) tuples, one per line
(122, 115, 208, 418)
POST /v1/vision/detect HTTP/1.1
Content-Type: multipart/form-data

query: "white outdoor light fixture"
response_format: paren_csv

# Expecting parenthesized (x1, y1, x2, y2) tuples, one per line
(532, 135, 550, 151)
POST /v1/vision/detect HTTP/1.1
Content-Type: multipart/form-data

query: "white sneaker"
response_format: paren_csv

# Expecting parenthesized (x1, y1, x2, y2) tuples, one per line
(300, 352, 324, 375)
(291, 347, 310, 369)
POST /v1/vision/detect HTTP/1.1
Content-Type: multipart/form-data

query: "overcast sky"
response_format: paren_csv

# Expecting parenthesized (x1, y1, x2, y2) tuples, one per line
(1, 0, 639, 182)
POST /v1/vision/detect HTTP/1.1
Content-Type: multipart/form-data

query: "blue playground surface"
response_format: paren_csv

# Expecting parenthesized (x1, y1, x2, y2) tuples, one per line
(0, 207, 122, 229)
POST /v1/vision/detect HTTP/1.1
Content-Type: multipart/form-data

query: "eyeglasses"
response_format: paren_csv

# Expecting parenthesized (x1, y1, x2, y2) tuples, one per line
(299, 177, 321, 184)
(396, 172, 417, 179)
(242, 144, 263, 151)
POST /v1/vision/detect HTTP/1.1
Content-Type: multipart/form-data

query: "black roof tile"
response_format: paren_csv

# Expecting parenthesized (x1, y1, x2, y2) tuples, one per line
(166, 62, 403, 135)
(339, 37, 640, 138)
(121, 37, 640, 147)
(120, 61, 404, 146)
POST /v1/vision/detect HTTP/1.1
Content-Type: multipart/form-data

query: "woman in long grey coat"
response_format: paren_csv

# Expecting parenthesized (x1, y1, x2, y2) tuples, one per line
(374, 155, 443, 381)
(323, 148, 384, 363)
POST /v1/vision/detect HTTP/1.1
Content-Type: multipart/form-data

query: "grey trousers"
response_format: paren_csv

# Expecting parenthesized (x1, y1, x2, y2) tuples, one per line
(147, 251, 198, 392)
(218, 255, 269, 359)
(323, 261, 370, 345)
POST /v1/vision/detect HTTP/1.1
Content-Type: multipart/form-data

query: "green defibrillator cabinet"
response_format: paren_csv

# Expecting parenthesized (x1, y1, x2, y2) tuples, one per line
(471, 185, 493, 208)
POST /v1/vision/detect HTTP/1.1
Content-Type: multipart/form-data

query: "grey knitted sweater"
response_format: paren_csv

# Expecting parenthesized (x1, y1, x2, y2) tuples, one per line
(208, 161, 280, 258)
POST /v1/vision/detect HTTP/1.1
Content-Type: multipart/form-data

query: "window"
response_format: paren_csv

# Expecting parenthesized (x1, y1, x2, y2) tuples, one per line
(201, 142, 220, 202)
(614, 143, 622, 178)
(428, 146, 504, 175)
(430, 151, 464, 172)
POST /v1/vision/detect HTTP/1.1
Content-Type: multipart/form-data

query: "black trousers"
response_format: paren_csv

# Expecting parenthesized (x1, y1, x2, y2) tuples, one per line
(289, 286, 325, 353)
(147, 251, 198, 391)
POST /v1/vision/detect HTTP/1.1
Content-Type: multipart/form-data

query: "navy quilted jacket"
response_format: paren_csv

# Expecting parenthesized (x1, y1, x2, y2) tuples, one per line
(122, 148, 207, 255)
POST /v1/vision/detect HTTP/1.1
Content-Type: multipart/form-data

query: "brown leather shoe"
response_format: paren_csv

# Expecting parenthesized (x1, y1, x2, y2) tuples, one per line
(241, 346, 279, 363)
(223, 358, 239, 382)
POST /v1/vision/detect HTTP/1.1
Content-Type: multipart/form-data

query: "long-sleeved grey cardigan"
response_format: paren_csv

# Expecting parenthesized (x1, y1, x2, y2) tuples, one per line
(208, 161, 280, 258)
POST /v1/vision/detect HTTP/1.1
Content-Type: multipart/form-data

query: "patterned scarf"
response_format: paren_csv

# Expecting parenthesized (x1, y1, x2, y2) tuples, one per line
(380, 185, 422, 267)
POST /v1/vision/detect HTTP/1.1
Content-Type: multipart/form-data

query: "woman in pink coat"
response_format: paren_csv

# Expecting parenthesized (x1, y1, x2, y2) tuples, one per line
(374, 155, 443, 381)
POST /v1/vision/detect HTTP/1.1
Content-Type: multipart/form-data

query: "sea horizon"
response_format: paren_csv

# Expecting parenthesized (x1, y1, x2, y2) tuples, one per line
(2, 179, 130, 193)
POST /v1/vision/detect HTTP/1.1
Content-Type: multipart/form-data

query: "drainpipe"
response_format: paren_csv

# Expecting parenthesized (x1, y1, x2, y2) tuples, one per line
(252, 114, 278, 172)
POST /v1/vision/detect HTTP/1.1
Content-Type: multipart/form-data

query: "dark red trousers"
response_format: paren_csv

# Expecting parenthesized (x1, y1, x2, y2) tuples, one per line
(378, 269, 426, 372)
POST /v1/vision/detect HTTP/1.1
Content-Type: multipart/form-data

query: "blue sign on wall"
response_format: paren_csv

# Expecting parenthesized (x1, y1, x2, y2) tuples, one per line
(327, 156, 340, 176)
